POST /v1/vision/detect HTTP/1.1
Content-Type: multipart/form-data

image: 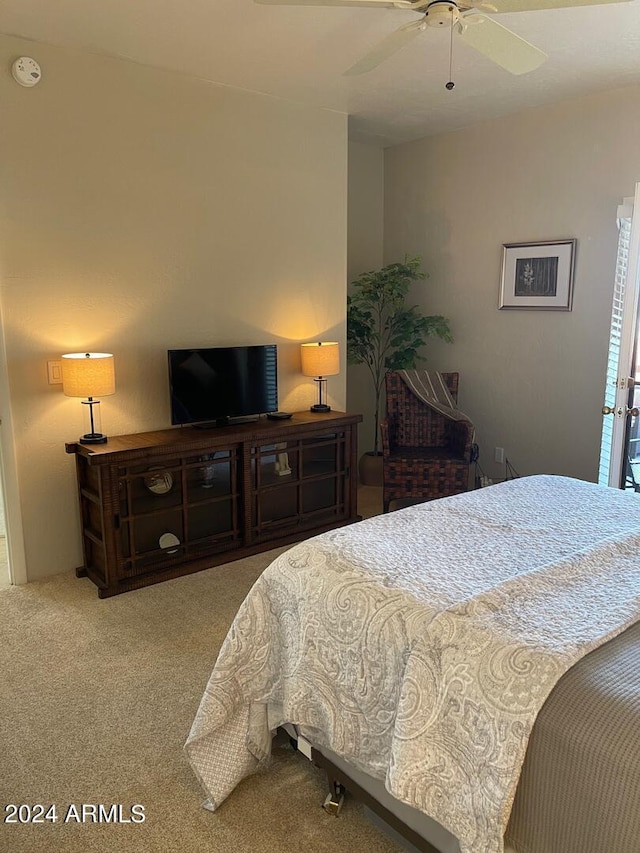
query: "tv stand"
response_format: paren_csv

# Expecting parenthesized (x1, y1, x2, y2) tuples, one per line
(66, 411, 362, 598)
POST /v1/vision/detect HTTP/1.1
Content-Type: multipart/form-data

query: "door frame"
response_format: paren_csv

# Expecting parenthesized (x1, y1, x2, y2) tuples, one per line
(607, 182, 640, 487)
(0, 297, 27, 585)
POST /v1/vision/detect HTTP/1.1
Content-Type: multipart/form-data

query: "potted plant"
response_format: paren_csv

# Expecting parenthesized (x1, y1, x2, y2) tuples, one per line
(347, 256, 452, 484)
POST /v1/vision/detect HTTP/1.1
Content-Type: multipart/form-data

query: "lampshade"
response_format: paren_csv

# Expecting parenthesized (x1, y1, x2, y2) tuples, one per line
(62, 353, 116, 398)
(300, 342, 340, 378)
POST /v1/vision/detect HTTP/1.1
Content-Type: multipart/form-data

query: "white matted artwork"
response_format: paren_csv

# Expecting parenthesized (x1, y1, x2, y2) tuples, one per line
(499, 239, 576, 310)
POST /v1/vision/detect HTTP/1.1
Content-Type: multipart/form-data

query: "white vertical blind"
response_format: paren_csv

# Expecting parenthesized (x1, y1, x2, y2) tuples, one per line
(598, 209, 632, 485)
(598, 183, 640, 488)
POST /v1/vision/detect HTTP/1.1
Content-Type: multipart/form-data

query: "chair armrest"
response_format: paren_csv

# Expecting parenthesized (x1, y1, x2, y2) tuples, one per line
(449, 420, 475, 461)
(380, 418, 395, 455)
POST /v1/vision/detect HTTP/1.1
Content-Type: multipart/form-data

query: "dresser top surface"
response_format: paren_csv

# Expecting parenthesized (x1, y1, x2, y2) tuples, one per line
(66, 411, 362, 463)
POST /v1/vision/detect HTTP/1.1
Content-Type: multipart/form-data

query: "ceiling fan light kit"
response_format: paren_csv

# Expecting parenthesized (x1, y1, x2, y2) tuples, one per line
(425, 1, 460, 25)
(255, 0, 630, 79)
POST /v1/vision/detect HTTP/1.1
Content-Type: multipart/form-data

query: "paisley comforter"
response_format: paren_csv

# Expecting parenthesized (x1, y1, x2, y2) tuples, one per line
(185, 475, 640, 853)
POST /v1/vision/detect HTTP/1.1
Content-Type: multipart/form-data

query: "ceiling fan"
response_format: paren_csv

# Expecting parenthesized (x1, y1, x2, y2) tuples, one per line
(254, 0, 630, 77)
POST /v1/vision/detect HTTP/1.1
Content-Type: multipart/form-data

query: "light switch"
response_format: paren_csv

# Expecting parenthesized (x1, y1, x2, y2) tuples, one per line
(47, 360, 62, 385)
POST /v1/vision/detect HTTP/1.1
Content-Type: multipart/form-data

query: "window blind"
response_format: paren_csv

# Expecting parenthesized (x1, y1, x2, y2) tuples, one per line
(598, 211, 632, 485)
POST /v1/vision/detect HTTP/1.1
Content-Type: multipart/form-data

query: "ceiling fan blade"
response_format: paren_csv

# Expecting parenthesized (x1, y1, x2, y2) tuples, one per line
(255, 0, 412, 7)
(344, 18, 427, 77)
(462, 1, 498, 10)
(458, 14, 547, 74)
(489, 0, 630, 12)
(344, 19, 426, 75)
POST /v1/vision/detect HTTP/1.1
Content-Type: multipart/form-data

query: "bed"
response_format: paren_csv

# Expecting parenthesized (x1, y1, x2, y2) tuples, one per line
(185, 475, 640, 853)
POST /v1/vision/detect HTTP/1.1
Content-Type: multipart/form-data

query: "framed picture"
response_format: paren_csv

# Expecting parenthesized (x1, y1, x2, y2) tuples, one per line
(499, 239, 576, 310)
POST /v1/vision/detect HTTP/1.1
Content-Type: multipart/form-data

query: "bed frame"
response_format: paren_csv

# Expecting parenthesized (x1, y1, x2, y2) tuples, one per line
(312, 747, 439, 853)
(281, 726, 442, 853)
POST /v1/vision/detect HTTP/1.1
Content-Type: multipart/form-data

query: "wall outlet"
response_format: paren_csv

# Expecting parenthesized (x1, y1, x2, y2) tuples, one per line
(47, 359, 62, 385)
(494, 446, 505, 465)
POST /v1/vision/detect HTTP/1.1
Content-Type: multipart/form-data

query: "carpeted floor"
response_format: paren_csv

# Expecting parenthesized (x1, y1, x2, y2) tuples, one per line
(0, 487, 406, 853)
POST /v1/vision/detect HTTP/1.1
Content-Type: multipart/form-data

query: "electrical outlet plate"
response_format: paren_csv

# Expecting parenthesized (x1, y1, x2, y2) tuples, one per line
(47, 360, 62, 385)
(494, 447, 505, 465)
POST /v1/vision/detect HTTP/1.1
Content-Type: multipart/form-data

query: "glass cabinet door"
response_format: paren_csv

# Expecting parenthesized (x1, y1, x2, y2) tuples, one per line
(118, 459, 185, 573)
(185, 451, 240, 543)
(300, 434, 344, 514)
(250, 431, 347, 540)
(250, 442, 300, 527)
(117, 448, 241, 577)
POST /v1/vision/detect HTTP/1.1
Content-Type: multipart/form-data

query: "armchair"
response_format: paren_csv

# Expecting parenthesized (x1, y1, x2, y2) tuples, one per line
(380, 371, 474, 513)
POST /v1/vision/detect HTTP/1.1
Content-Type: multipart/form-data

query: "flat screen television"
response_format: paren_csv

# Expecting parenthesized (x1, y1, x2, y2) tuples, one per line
(168, 345, 278, 426)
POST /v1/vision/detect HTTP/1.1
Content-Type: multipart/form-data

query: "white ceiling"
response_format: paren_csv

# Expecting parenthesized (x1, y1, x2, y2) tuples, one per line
(1, 0, 639, 146)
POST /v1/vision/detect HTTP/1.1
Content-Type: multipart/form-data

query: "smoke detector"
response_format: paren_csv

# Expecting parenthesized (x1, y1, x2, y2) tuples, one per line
(12, 57, 42, 88)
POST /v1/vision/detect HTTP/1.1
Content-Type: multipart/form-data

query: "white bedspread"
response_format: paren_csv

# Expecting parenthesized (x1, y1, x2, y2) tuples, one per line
(185, 476, 640, 853)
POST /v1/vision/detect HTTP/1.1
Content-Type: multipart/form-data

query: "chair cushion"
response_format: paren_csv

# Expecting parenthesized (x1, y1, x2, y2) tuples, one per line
(387, 446, 466, 463)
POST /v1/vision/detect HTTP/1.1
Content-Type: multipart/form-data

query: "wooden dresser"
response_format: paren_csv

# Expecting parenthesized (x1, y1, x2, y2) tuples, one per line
(66, 411, 362, 597)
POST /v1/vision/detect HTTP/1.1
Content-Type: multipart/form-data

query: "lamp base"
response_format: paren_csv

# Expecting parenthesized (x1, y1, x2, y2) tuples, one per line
(80, 433, 108, 445)
(310, 404, 331, 413)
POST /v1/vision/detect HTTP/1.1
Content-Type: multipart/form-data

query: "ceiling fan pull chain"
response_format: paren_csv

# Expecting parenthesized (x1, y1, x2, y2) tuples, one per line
(446, 4, 455, 90)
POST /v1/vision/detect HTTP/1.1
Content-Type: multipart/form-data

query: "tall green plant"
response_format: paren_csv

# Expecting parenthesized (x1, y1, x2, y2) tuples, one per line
(347, 256, 452, 455)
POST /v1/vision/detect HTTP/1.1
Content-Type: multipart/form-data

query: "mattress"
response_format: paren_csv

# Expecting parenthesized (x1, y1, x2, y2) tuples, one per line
(506, 617, 640, 853)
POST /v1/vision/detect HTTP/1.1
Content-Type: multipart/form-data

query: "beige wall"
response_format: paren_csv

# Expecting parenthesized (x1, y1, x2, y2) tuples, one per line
(347, 141, 384, 455)
(0, 35, 348, 581)
(384, 85, 640, 483)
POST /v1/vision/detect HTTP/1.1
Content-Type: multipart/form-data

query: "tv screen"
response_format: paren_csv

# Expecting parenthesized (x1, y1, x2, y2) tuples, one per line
(168, 345, 278, 426)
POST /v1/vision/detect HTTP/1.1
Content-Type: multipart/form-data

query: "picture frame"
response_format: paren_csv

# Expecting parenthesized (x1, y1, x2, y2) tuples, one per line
(499, 239, 576, 310)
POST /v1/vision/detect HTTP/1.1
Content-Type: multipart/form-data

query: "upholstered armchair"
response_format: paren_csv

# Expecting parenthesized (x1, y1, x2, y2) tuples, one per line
(380, 371, 474, 513)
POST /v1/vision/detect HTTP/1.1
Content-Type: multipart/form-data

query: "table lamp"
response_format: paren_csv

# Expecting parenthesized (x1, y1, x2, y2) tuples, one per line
(300, 341, 339, 413)
(62, 352, 115, 444)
